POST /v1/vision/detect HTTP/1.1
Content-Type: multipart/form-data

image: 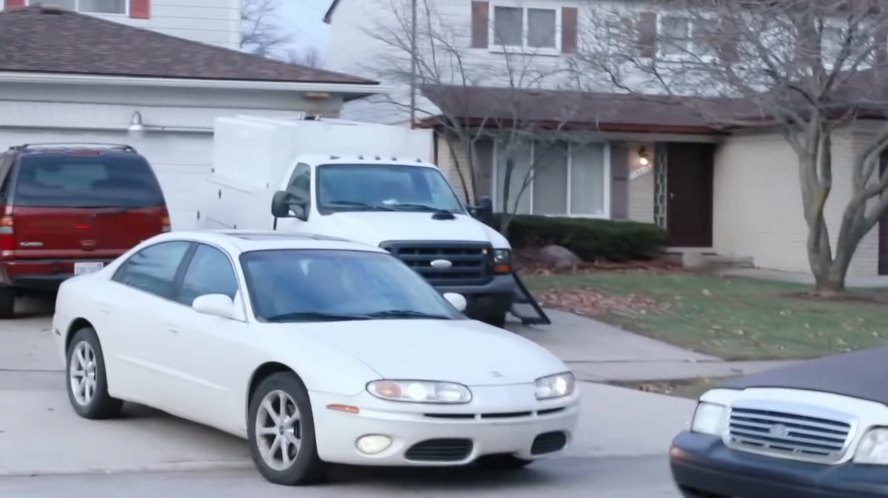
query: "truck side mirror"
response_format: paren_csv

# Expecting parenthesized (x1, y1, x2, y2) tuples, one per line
(271, 191, 308, 228)
(472, 196, 494, 225)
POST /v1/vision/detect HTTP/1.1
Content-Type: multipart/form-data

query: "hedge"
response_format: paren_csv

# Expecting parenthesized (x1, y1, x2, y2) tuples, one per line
(490, 214, 667, 262)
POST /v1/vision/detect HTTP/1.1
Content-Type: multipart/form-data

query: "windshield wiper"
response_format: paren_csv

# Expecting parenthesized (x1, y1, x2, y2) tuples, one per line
(326, 200, 396, 211)
(390, 203, 453, 213)
(265, 311, 372, 322)
(365, 310, 451, 320)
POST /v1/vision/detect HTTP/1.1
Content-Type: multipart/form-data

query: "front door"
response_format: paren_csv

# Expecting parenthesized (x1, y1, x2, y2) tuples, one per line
(665, 143, 714, 247)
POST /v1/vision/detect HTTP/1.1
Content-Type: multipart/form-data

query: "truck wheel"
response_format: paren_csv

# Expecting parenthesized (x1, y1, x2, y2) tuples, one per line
(0, 287, 15, 319)
(480, 313, 507, 328)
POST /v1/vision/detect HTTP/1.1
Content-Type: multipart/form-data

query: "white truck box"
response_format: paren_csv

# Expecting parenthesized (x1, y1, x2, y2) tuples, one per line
(198, 115, 515, 325)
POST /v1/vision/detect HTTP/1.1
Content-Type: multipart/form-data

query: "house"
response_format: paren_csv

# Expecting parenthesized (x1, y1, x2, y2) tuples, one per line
(324, 0, 888, 279)
(0, 4, 381, 229)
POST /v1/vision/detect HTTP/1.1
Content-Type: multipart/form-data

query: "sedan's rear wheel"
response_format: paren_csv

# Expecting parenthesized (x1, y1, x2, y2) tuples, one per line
(65, 327, 123, 419)
(247, 372, 327, 485)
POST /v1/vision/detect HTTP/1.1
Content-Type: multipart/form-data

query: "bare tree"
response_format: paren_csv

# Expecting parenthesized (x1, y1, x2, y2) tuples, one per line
(240, 0, 291, 57)
(573, 0, 888, 295)
(365, 0, 581, 234)
(287, 47, 324, 68)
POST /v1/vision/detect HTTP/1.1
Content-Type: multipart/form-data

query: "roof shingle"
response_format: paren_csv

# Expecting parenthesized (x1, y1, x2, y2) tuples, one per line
(0, 5, 377, 85)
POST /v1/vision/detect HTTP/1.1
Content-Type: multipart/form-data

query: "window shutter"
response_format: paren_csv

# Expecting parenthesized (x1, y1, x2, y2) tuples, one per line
(129, 0, 150, 19)
(718, 19, 739, 64)
(5, 0, 26, 8)
(610, 144, 629, 220)
(471, 1, 489, 49)
(637, 11, 658, 58)
(561, 7, 578, 54)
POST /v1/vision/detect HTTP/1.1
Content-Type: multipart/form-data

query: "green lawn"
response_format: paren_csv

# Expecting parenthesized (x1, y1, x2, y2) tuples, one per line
(524, 272, 888, 361)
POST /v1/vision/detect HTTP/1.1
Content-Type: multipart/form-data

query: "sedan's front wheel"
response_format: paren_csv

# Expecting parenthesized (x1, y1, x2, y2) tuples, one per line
(66, 327, 123, 419)
(247, 372, 327, 485)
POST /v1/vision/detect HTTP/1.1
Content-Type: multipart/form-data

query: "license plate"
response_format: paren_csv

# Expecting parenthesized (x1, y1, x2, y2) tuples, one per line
(74, 262, 104, 276)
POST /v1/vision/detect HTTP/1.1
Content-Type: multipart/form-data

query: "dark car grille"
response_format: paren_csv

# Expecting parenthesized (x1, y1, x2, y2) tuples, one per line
(726, 406, 853, 463)
(404, 438, 474, 462)
(531, 431, 568, 455)
(380, 241, 492, 286)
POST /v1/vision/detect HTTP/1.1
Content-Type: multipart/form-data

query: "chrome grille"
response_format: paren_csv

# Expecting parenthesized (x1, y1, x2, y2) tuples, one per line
(727, 405, 853, 463)
(380, 241, 492, 286)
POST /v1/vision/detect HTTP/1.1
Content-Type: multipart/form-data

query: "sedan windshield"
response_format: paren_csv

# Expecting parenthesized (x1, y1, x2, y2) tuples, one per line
(316, 163, 465, 214)
(239, 249, 465, 323)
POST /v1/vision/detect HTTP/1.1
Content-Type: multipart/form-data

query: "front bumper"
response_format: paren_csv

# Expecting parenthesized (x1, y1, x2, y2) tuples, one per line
(310, 384, 580, 466)
(670, 431, 888, 498)
(436, 273, 516, 318)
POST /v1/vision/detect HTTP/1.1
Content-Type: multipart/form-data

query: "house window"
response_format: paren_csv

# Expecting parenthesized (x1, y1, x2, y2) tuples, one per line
(492, 5, 559, 51)
(659, 15, 716, 59)
(27, 0, 126, 14)
(494, 139, 609, 217)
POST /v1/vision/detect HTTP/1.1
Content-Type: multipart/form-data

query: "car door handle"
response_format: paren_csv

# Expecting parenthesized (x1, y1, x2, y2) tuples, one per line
(165, 323, 179, 334)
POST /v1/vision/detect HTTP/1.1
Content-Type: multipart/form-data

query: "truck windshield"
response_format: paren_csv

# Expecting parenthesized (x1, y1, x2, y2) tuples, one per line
(240, 249, 465, 322)
(315, 163, 465, 214)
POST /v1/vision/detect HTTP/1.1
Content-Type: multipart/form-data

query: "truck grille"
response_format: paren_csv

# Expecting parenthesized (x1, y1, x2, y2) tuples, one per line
(380, 241, 491, 286)
(726, 405, 854, 463)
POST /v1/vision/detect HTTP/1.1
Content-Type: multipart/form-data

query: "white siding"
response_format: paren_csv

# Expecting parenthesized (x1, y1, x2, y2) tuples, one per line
(0, 81, 343, 229)
(12, 0, 241, 49)
(712, 129, 881, 277)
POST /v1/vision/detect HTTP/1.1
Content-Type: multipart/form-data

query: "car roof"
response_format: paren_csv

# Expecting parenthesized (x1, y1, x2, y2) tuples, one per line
(157, 230, 387, 254)
(8, 143, 140, 157)
(295, 154, 436, 170)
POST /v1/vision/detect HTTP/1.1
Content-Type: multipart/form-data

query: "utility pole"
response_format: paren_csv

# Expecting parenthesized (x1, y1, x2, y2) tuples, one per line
(409, 0, 417, 129)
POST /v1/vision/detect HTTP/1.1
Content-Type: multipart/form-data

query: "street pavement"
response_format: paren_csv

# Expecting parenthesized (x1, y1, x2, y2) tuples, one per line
(0, 295, 724, 497)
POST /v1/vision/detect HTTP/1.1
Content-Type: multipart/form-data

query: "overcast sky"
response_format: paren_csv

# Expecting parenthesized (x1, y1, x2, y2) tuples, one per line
(278, 0, 331, 62)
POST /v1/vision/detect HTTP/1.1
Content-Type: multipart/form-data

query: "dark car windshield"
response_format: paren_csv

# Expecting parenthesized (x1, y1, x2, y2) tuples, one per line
(240, 249, 465, 323)
(13, 153, 165, 208)
(315, 163, 465, 214)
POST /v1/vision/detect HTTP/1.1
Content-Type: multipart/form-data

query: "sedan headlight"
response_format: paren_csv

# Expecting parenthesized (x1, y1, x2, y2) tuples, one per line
(854, 428, 888, 465)
(535, 372, 575, 400)
(690, 402, 728, 436)
(367, 380, 472, 404)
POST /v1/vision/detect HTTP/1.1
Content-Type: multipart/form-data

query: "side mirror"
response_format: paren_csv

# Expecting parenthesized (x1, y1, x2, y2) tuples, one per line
(443, 292, 467, 312)
(471, 196, 493, 225)
(192, 294, 243, 320)
(271, 190, 308, 225)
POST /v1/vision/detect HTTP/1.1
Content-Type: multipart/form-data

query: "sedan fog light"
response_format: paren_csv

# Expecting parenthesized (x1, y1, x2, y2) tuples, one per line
(854, 428, 888, 464)
(356, 435, 393, 455)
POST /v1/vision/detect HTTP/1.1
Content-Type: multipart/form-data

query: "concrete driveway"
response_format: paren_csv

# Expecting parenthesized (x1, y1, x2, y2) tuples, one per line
(0, 295, 692, 497)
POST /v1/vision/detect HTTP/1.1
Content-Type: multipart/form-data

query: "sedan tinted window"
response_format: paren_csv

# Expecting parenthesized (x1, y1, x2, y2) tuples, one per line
(178, 244, 239, 306)
(112, 241, 191, 299)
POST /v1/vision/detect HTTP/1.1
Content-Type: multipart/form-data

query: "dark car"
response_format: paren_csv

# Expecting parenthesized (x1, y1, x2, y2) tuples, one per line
(0, 143, 170, 317)
(669, 346, 888, 498)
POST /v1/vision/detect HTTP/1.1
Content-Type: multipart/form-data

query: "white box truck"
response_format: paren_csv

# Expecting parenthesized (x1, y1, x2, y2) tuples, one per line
(197, 115, 517, 326)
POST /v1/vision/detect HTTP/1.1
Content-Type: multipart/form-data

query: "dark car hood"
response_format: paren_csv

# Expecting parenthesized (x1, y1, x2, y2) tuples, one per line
(720, 346, 888, 405)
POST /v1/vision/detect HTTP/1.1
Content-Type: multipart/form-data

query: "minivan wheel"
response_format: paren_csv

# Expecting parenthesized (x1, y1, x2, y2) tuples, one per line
(65, 327, 123, 419)
(0, 287, 15, 319)
(480, 313, 507, 328)
(247, 372, 328, 486)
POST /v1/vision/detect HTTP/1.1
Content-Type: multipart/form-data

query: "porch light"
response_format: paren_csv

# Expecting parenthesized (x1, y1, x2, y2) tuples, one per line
(638, 146, 651, 166)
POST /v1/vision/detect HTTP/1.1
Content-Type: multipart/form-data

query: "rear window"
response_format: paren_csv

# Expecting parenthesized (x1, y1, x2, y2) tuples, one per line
(12, 154, 165, 208)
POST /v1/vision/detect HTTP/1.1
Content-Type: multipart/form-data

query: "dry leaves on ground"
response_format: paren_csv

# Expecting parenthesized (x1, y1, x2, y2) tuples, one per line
(535, 287, 663, 318)
(513, 249, 683, 276)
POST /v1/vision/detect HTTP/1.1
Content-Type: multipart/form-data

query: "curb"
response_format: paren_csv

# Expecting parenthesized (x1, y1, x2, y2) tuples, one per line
(0, 460, 253, 478)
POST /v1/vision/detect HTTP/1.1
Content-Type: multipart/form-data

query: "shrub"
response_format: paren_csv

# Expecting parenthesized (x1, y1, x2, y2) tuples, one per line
(490, 214, 667, 262)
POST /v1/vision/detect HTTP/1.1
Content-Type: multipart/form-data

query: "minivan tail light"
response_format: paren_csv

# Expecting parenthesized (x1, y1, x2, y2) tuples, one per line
(0, 216, 14, 251)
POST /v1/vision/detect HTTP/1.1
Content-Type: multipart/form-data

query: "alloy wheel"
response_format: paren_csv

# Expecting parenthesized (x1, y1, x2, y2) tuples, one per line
(69, 341, 98, 406)
(255, 389, 303, 471)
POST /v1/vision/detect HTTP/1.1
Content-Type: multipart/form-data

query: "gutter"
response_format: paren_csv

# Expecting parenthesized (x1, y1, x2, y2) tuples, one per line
(0, 71, 389, 97)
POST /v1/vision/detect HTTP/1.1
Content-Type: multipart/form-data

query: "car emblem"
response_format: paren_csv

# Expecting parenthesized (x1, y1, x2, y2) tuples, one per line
(769, 424, 789, 437)
(430, 259, 453, 269)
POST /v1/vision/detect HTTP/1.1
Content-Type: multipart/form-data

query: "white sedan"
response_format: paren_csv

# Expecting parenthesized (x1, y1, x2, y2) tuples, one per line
(52, 230, 580, 485)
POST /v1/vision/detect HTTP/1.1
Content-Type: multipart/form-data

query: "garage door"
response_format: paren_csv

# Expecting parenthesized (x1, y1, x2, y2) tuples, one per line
(0, 129, 212, 230)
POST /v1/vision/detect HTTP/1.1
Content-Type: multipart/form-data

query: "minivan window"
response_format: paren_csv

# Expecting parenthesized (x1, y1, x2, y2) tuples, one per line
(13, 154, 165, 208)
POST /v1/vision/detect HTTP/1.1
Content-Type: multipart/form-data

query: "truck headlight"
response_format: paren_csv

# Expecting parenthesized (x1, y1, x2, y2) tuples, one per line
(854, 428, 888, 464)
(690, 402, 728, 436)
(367, 380, 472, 404)
(535, 372, 575, 400)
(492, 249, 511, 273)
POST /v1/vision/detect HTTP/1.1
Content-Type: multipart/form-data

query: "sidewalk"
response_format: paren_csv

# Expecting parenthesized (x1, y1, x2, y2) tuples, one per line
(718, 268, 888, 289)
(509, 309, 796, 383)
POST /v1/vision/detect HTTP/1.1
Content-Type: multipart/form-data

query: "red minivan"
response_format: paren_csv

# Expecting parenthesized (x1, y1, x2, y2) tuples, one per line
(0, 143, 170, 317)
